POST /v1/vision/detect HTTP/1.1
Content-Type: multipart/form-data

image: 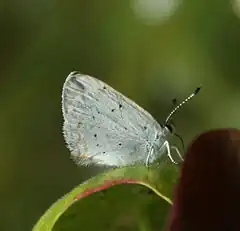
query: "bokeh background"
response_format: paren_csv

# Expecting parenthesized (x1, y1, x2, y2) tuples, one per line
(1, 0, 240, 230)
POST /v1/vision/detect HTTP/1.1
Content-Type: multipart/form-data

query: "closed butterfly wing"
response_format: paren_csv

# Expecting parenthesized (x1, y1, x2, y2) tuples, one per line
(62, 72, 164, 166)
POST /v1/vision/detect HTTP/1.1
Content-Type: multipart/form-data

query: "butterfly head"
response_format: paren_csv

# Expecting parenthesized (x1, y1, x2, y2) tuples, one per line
(164, 122, 175, 135)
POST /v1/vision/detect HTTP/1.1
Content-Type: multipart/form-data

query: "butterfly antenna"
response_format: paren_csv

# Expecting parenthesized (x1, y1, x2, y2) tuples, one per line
(165, 87, 201, 124)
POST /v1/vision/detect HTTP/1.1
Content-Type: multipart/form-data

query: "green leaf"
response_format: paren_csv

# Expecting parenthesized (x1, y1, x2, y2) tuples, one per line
(33, 162, 178, 231)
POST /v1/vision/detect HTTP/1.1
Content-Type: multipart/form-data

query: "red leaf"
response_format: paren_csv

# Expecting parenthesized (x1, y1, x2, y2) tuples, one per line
(166, 129, 240, 231)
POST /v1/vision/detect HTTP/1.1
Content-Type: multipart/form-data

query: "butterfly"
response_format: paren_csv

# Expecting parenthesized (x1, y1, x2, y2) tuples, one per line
(62, 71, 200, 167)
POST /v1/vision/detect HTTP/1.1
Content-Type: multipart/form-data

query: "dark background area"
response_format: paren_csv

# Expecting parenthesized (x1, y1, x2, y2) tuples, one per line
(1, 0, 240, 230)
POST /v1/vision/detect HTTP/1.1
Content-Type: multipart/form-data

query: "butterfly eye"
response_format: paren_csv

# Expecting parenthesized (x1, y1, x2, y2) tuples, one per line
(165, 124, 174, 133)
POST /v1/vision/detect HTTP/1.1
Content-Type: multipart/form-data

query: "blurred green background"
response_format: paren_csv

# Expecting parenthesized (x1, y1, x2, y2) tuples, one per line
(1, 0, 240, 230)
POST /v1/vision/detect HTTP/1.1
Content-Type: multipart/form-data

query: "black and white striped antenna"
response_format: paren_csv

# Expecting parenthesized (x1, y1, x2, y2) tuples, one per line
(165, 87, 201, 124)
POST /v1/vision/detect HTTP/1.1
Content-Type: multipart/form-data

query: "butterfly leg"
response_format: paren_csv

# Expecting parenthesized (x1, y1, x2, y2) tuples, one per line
(170, 145, 184, 161)
(164, 141, 178, 164)
(145, 146, 154, 167)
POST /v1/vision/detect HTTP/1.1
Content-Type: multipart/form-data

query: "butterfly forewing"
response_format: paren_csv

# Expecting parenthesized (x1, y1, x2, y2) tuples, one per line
(62, 72, 163, 166)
